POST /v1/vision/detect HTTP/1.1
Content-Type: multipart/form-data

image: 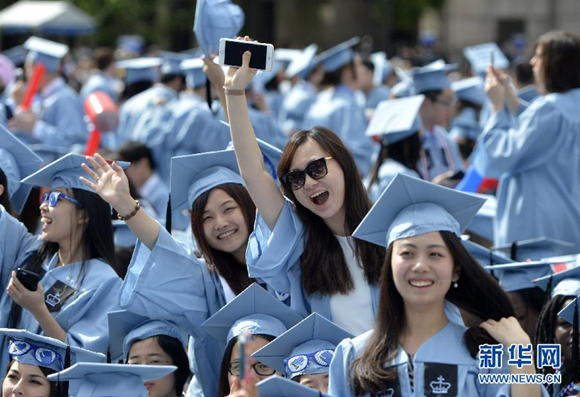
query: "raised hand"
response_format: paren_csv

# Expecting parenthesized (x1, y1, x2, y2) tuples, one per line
(224, 36, 258, 91)
(79, 153, 134, 213)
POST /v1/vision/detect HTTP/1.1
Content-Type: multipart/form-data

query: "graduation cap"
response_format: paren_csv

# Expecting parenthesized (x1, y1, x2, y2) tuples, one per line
(493, 237, 578, 262)
(23, 36, 69, 74)
(159, 51, 190, 75)
(409, 60, 458, 94)
(461, 238, 513, 268)
(463, 42, 509, 77)
(353, 174, 486, 247)
(116, 57, 162, 85)
(532, 265, 580, 296)
(47, 363, 176, 397)
(452, 77, 486, 106)
(108, 310, 187, 362)
(180, 57, 207, 89)
(365, 95, 424, 144)
(0, 125, 42, 213)
(485, 261, 554, 292)
(0, 328, 105, 372)
(256, 376, 332, 397)
(252, 313, 353, 379)
(193, 0, 245, 56)
(285, 44, 318, 79)
(370, 52, 392, 87)
(201, 283, 303, 346)
(318, 37, 360, 73)
(20, 153, 129, 193)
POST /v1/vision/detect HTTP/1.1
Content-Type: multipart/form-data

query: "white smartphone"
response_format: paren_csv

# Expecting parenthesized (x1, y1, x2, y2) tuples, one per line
(219, 38, 274, 72)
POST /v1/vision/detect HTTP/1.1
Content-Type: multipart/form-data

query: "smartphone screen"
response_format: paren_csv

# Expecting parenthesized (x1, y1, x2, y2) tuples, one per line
(224, 41, 268, 70)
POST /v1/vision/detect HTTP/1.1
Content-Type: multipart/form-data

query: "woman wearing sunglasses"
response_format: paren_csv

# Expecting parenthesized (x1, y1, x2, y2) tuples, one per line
(223, 37, 384, 336)
(0, 153, 122, 374)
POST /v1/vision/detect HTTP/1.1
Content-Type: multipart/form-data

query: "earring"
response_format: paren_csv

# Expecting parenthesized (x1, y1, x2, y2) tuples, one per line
(453, 281, 458, 288)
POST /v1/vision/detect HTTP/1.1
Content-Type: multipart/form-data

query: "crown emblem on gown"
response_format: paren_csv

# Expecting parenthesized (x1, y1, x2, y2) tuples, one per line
(430, 375, 452, 394)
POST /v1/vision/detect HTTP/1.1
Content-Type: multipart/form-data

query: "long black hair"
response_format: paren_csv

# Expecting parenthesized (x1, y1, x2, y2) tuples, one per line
(9, 188, 117, 328)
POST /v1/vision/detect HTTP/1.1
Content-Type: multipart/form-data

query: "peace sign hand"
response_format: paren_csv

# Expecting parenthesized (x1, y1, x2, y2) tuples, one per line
(79, 153, 135, 214)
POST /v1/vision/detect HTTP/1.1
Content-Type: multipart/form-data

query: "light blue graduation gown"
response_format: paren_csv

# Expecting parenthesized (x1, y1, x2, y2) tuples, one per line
(367, 159, 421, 203)
(419, 126, 465, 181)
(329, 321, 544, 397)
(366, 85, 391, 110)
(473, 88, 580, 247)
(80, 72, 120, 104)
(450, 108, 482, 142)
(279, 80, 317, 134)
(32, 78, 88, 148)
(303, 85, 377, 176)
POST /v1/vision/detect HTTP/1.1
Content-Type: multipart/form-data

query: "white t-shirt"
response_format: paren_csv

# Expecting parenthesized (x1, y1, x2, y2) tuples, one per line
(329, 236, 375, 336)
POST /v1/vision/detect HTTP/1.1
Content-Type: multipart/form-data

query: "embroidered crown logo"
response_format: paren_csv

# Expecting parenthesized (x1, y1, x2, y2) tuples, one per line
(430, 375, 451, 394)
(45, 293, 61, 308)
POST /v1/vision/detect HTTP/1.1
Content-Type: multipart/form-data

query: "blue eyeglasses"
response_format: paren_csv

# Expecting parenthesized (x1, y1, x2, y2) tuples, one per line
(284, 349, 334, 375)
(8, 339, 64, 371)
(41, 191, 82, 208)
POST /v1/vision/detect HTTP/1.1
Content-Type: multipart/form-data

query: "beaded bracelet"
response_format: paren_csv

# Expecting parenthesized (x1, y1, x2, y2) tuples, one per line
(117, 200, 141, 221)
(224, 88, 245, 96)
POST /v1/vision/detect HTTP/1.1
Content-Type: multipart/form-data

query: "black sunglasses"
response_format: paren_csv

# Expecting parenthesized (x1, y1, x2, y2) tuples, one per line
(282, 157, 333, 190)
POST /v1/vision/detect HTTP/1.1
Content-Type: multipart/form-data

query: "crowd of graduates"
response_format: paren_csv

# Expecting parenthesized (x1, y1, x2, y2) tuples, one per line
(0, 3, 579, 396)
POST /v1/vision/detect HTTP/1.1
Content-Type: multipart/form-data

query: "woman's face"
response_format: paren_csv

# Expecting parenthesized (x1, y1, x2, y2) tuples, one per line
(530, 45, 545, 93)
(554, 298, 577, 364)
(127, 337, 177, 397)
(227, 337, 280, 389)
(288, 139, 345, 223)
(39, 187, 85, 245)
(201, 188, 249, 261)
(2, 361, 51, 397)
(298, 372, 329, 393)
(391, 232, 458, 308)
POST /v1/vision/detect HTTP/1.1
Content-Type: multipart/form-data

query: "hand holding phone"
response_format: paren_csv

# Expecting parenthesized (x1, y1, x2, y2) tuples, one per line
(16, 268, 40, 291)
(219, 38, 274, 72)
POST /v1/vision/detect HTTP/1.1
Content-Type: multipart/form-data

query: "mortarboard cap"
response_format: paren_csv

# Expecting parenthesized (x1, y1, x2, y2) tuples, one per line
(493, 237, 578, 262)
(558, 295, 580, 325)
(318, 37, 360, 73)
(256, 376, 332, 397)
(21, 153, 129, 194)
(485, 261, 554, 292)
(365, 95, 424, 144)
(193, 0, 245, 57)
(116, 57, 162, 85)
(410, 60, 458, 94)
(108, 310, 187, 362)
(0, 328, 105, 372)
(463, 42, 509, 77)
(180, 57, 207, 89)
(353, 174, 486, 247)
(23, 36, 68, 74)
(47, 363, 176, 397)
(201, 283, 303, 346)
(370, 52, 392, 87)
(452, 77, 486, 106)
(0, 125, 42, 213)
(533, 265, 580, 294)
(285, 44, 318, 79)
(252, 313, 352, 379)
(159, 51, 190, 75)
(461, 238, 513, 268)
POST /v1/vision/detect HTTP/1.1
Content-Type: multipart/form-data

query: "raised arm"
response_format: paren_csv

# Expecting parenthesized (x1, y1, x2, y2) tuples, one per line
(79, 153, 160, 250)
(224, 37, 285, 230)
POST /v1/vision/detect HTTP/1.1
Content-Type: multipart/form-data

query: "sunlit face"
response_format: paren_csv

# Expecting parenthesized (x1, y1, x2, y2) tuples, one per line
(227, 337, 281, 389)
(201, 188, 249, 260)
(391, 232, 458, 307)
(39, 187, 85, 246)
(288, 139, 346, 224)
(507, 291, 539, 341)
(2, 361, 51, 397)
(127, 337, 177, 397)
(297, 372, 329, 393)
(554, 298, 578, 364)
(530, 46, 545, 93)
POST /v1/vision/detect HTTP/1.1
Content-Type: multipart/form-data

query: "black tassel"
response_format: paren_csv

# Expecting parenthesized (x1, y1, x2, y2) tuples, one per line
(165, 196, 172, 234)
(205, 80, 212, 111)
(510, 242, 517, 261)
(572, 299, 579, 383)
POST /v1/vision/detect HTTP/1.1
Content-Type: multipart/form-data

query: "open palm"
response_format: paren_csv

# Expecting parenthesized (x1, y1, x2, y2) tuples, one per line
(80, 153, 131, 208)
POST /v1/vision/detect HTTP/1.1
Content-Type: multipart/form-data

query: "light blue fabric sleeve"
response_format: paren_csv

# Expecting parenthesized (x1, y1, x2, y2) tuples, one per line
(245, 201, 305, 295)
(119, 225, 210, 334)
(33, 89, 88, 147)
(328, 337, 356, 397)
